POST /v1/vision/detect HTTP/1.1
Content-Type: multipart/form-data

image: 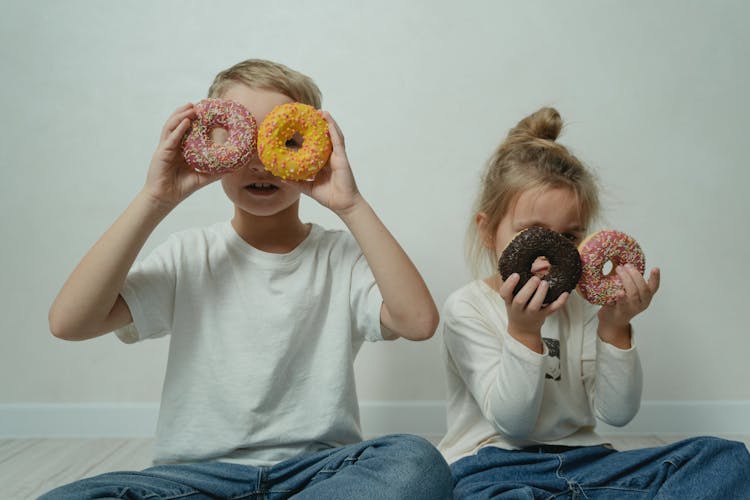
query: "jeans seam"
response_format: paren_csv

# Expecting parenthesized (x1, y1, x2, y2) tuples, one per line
(554, 454, 566, 482)
(553, 454, 591, 499)
(227, 466, 267, 499)
(312, 456, 358, 479)
(583, 486, 650, 493)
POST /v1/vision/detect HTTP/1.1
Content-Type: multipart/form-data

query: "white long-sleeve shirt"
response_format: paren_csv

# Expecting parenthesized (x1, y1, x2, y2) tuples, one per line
(438, 280, 642, 464)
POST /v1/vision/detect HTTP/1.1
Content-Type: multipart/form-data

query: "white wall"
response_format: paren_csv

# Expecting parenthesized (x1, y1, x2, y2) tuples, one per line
(2, 1, 749, 431)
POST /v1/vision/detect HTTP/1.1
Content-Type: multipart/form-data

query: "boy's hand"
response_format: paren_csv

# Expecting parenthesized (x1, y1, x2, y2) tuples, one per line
(498, 274, 568, 352)
(290, 111, 363, 215)
(144, 103, 222, 208)
(598, 265, 660, 332)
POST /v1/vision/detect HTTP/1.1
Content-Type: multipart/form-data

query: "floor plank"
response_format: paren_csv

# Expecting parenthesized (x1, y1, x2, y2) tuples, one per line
(0, 438, 153, 499)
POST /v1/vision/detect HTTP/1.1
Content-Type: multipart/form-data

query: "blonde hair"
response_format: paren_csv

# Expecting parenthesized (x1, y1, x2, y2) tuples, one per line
(467, 107, 601, 277)
(207, 59, 323, 108)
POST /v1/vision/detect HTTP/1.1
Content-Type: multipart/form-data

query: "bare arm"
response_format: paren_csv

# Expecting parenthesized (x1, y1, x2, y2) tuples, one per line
(49, 193, 173, 340)
(340, 199, 439, 340)
(49, 104, 221, 340)
(294, 112, 439, 341)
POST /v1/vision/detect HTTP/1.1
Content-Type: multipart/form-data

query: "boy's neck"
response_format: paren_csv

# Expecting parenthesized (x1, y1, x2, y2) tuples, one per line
(230, 202, 311, 254)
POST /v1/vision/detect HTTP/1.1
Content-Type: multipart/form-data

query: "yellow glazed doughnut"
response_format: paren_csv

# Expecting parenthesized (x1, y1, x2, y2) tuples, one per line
(181, 98, 257, 174)
(258, 103, 332, 181)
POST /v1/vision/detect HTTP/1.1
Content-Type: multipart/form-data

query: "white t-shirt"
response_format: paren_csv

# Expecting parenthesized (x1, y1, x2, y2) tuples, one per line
(115, 221, 384, 466)
(438, 280, 643, 464)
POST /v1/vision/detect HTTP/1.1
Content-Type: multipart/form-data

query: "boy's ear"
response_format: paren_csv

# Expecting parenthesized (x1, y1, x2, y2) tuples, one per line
(475, 212, 495, 250)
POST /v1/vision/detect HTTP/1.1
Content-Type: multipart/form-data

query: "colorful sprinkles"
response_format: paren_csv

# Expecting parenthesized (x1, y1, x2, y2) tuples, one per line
(257, 103, 332, 181)
(181, 98, 257, 174)
(577, 230, 646, 305)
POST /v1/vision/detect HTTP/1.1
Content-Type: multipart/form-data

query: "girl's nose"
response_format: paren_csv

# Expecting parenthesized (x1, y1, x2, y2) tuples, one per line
(531, 257, 551, 278)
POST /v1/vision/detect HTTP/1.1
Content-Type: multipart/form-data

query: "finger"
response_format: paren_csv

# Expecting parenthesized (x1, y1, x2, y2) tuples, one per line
(164, 117, 193, 152)
(174, 102, 194, 112)
(194, 170, 224, 186)
(161, 111, 195, 144)
(647, 267, 661, 295)
(321, 111, 346, 152)
(161, 105, 196, 141)
(498, 273, 520, 303)
(625, 264, 650, 302)
(512, 276, 541, 308)
(616, 265, 641, 303)
(545, 291, 569, 315)
(526, 280, 549, 311)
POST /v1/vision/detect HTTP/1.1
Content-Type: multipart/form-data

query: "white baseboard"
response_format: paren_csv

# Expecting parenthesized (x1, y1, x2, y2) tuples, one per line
(1, 401, 748, 438)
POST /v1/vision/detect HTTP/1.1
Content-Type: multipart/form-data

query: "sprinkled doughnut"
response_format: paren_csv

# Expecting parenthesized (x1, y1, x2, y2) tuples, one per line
(499, 227, 582, 305)
(258, 102, 332, 181)
(577, 230, 646, 305)
(181, 98, 257, 174)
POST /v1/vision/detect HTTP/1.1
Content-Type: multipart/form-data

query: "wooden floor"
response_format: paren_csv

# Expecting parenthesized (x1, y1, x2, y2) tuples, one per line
(3, 435, 749, 499)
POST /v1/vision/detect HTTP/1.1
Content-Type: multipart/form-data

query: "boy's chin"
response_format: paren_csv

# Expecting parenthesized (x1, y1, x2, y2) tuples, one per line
(234, 198, 301, 218)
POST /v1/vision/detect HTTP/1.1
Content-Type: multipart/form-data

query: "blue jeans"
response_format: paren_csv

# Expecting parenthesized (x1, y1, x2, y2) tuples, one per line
(451, 436, 750, 499)
(40, 434, 452, 499)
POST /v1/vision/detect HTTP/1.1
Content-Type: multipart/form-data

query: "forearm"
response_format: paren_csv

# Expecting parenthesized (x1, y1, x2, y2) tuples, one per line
(338, 197, 438, 340)
(486, 337, 546, 437)
(593, 338, 643, 426)
(49, 190, 174, 340)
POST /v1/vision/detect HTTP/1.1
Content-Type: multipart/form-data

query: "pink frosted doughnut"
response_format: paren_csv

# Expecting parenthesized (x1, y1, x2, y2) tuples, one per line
(181, 98, 257, 174)
(577, 230, 646, 305)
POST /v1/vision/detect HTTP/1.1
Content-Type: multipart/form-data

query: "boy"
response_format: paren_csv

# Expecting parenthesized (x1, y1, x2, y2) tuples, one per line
(43, 59, 452, 499)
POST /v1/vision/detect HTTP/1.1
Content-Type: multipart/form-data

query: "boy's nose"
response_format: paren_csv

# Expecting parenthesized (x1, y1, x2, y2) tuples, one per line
(246, 160, 265, 173)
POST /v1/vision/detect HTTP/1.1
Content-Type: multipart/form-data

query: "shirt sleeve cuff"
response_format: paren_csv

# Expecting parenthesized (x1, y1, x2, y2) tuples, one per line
(112, 282, 141, 343)
(597, 328, 638, 358)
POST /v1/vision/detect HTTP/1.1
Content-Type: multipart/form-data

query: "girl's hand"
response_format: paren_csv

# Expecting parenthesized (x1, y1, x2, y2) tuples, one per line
(290, 111, 363, 215)
(143, 103, 223, 208)
(498, 274, 569, 351)
(598, 264, 661, 330)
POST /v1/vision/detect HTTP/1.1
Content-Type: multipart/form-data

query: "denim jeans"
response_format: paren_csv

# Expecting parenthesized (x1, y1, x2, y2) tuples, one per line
(451, 436, 750, 499)
(39, 434, 452, 499)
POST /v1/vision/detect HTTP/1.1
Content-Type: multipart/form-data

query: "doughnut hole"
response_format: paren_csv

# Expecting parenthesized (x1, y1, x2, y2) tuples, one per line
(602, 260, 614, 275)
(209, 127, 229, 145)
(285, 132, 304, 151)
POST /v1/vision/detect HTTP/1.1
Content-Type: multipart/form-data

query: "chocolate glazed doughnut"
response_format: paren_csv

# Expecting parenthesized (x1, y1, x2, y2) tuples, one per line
(498, 227, 582, 304)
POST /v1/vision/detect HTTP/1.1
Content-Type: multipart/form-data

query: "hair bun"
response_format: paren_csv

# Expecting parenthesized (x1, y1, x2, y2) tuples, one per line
(509, 107, 563, 141)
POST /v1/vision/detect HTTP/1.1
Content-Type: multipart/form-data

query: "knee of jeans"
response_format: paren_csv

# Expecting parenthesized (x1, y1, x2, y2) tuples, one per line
(382, 435, 452, 493)
(680, 436, 748, 462)
(705, 436, 749, 456)
(382, 434, 440, 461)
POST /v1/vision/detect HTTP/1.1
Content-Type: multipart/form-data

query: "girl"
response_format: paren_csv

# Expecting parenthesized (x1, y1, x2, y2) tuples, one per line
(439, 107, 750, 499)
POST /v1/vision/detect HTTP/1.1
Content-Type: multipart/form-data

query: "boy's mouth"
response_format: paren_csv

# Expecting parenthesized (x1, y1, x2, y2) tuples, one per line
(245, 183, 279, 194)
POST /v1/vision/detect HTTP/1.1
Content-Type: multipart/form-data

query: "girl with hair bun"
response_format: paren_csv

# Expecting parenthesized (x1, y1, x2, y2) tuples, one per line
(439, 107, 750, 498)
